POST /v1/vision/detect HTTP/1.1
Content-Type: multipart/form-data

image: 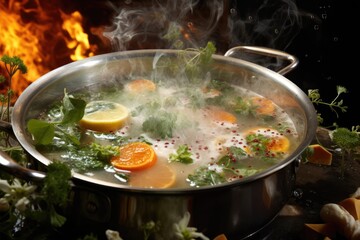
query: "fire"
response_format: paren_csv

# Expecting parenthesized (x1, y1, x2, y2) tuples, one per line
(0, 0, 98, 98)
(62, 11, 97, 61)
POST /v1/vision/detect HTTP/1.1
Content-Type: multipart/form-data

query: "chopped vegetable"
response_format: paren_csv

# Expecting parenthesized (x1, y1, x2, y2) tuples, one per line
(302, 144, 332, 165)
(320, 202, 360, 240)
(125, 79, 156, 93)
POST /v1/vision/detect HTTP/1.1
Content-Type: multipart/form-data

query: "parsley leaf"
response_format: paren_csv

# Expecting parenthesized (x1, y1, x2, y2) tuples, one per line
(187, 166, 226, 187)
(169, 145, 193, 164)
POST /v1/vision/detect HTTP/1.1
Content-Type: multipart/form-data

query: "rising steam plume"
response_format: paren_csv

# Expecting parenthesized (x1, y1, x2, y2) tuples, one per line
(102, 0, 304, 54)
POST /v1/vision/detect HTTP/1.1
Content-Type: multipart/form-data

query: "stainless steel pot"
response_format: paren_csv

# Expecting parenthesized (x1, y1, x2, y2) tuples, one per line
(0, 46, 317, 239)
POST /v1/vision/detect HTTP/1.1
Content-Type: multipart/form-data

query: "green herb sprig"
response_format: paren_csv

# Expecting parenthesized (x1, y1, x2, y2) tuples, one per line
(0, 160, 72, 239)
(306, 85, 360, 179)
(308, 85, 348, 123)
(169, 145, 193, 164)
(0, 55, 27, 123)
(27, 89, 86, 145)
(331, 126, 360, 178)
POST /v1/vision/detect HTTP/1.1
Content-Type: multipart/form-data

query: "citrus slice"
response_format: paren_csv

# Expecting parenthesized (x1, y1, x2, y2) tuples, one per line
(125, 79, 156, 93)
(129, 163, 176, 189)
(205, 106, 237, 124)
(79, 100, 129, 132)
(111, 142, 157, 171)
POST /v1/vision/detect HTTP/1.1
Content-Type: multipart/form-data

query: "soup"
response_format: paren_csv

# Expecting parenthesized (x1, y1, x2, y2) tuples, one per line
(30, 75, 300, 189)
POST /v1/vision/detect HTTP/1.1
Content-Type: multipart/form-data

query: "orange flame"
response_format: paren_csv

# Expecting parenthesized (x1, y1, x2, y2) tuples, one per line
(0, 0, 98, 98)
(62, 11, 97, 61)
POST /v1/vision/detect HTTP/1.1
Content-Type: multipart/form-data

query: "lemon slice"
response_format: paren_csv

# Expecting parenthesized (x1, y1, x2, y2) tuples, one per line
(79, 100, 129, 132)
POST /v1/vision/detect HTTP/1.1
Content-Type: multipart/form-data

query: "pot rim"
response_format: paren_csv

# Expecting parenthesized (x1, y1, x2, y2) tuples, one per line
(11, 48, 318, 193)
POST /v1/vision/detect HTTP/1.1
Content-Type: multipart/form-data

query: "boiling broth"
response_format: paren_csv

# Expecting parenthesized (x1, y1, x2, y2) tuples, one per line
(36, 76, 300, 189)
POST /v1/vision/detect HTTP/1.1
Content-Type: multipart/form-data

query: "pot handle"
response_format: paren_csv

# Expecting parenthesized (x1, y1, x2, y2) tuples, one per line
(0, 151, 46, 182)
(0, 120, 46, 182)
(224, 46, 298, 75)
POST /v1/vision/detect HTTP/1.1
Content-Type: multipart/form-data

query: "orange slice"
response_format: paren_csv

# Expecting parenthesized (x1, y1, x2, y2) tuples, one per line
(125, 79, 156, 93)
(79, 100, 129, 132)
(251, 96, 275, 116)
(111, 142, 157, 171)
(206, 106, 237, 124)
(129, 163, 176, 189)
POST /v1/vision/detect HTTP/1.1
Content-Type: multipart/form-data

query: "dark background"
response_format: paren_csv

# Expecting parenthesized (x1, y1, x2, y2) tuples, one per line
(285, 0, 357, 129)
(228, 0, 357, 129)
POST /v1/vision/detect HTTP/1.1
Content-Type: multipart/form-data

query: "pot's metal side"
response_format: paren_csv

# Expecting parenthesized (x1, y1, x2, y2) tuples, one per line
(64, 161, 296, 239)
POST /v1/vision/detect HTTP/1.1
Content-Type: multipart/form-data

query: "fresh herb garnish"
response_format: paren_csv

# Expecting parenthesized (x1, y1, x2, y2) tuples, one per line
(27, 89, 86, 145)
(308, 85, 348, 122)
(245, 133, 283, 161)
(169, 145, 193, 164)
(132, 100, 162, 117)
(182, 41, 216, 83)
(187, 166, 226, 187)
(58, 143, 120, 173)
(217, 146, 247, 167)
(217, 146, 262, 178)
(0, 161, 72, 239)
(332, 126, 360, 178)
(142, 110, 177, 139)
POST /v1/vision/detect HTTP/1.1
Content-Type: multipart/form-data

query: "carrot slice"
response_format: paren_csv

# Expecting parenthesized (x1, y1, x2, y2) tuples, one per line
(245, 127, 290, 154)
(205, 106, 237, 124)
(111, 142, 157, 171)
(304, 223, 337, 239)
(213, 234, 228, 240)
(125, 79, 156, 93)
(267, 136, 290, 153)
(251, 96, 275, 116)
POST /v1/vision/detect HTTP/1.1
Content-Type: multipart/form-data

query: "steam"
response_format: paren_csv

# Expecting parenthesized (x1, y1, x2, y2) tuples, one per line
(103, 0, 225, 51)
(103, 0, 305, 53)
(228, 0, 302, 50)
(102, 0, 306, 71)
